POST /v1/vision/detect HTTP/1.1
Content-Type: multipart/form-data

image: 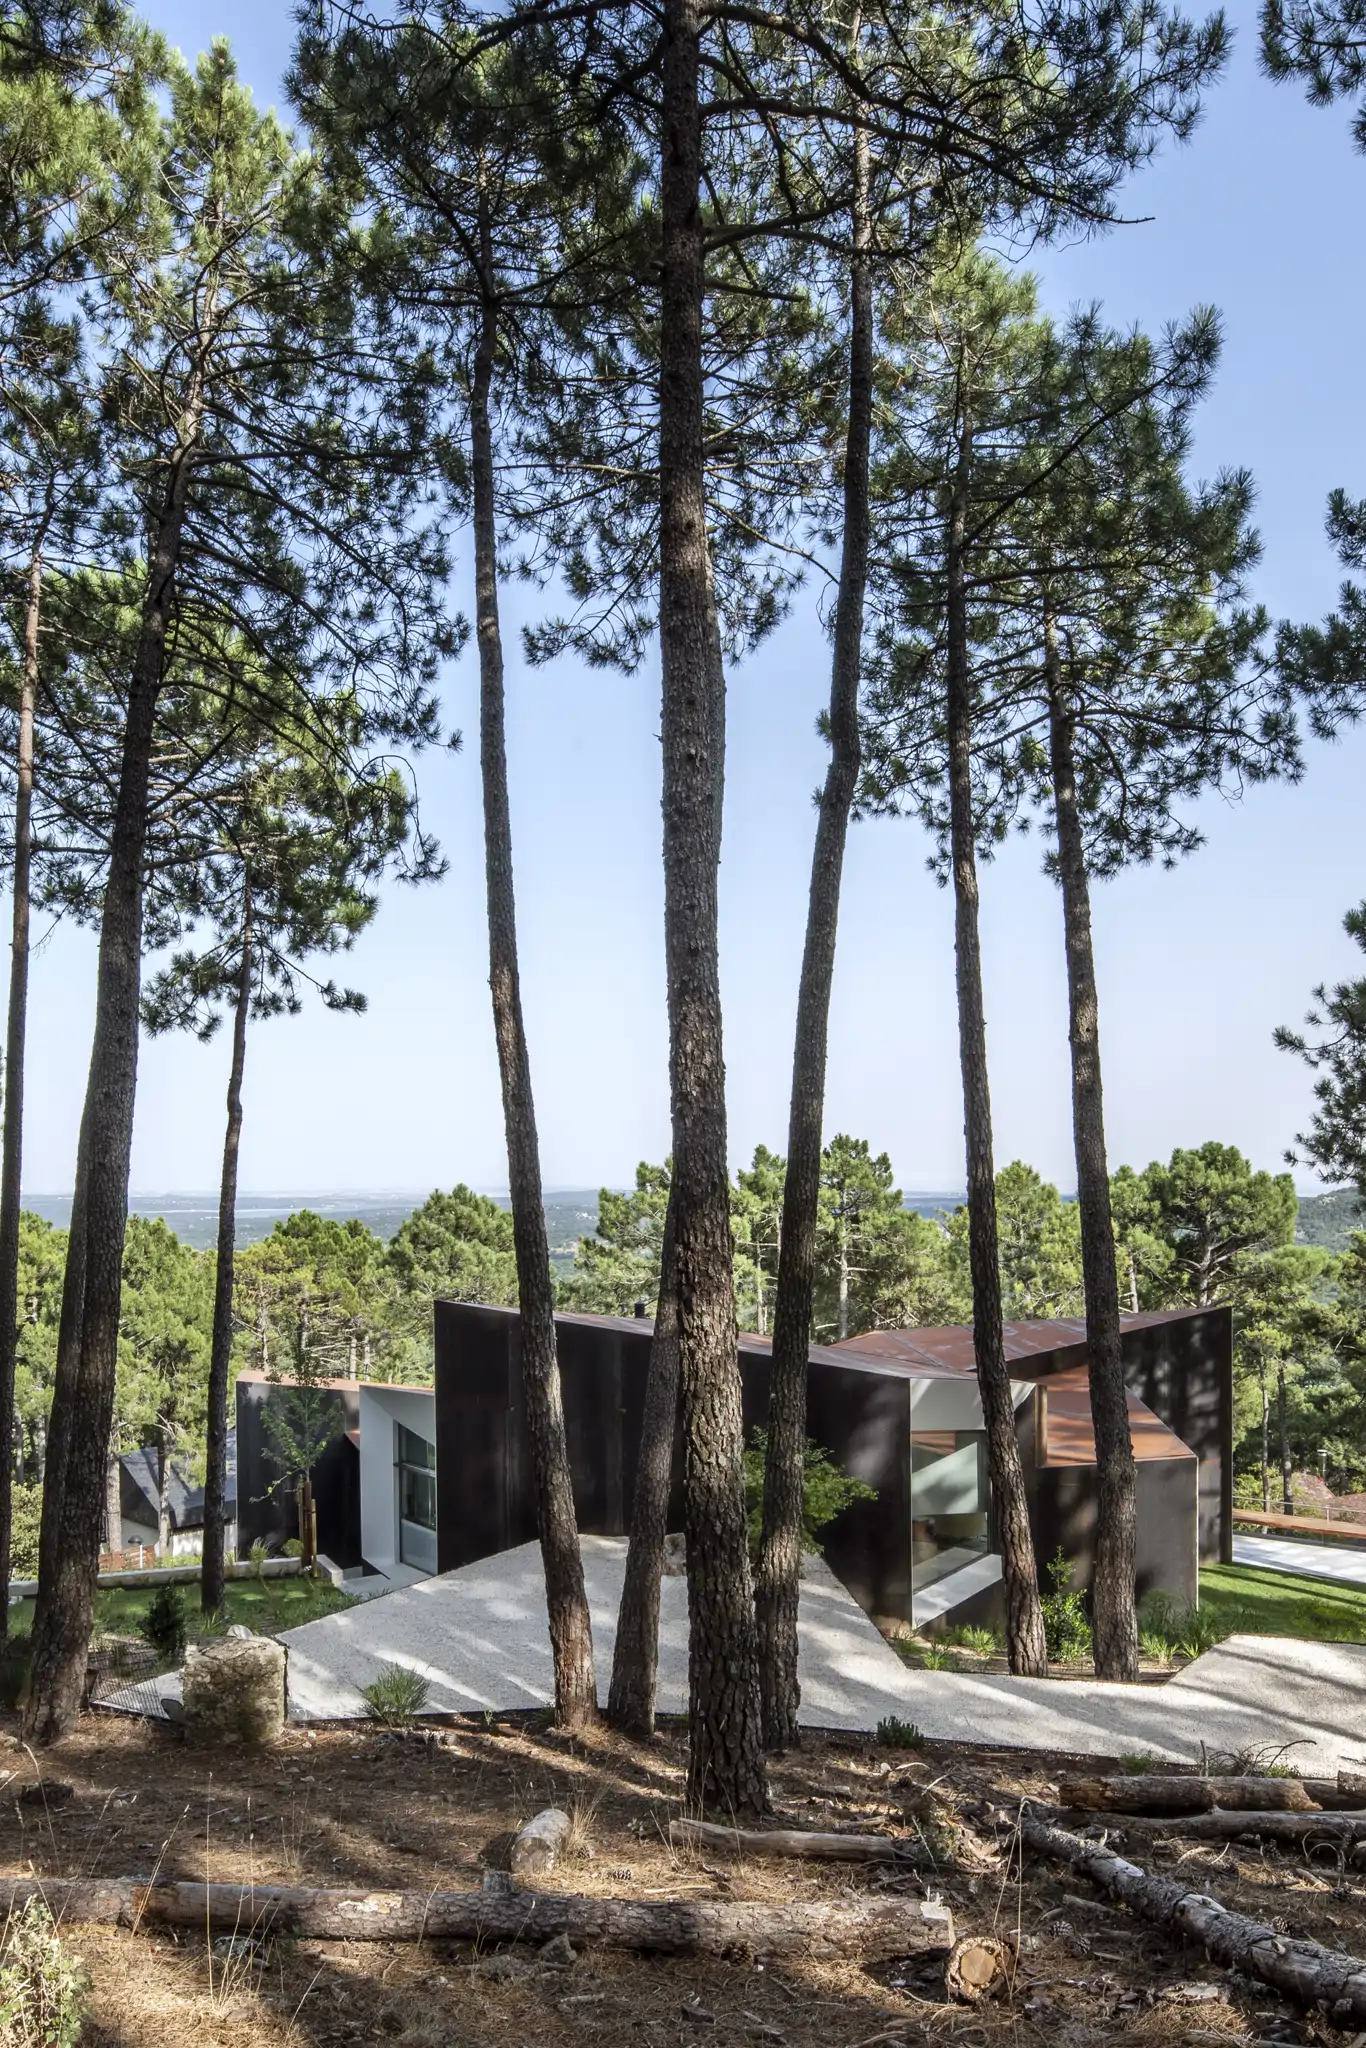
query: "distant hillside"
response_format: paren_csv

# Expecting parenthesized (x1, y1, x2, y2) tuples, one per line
(1297, 1189, 1365, 1252)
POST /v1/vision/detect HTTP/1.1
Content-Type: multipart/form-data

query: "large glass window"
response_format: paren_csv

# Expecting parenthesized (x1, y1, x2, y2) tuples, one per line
(396, 1422, 437, 1574)
(910, 1429, 989, 1593)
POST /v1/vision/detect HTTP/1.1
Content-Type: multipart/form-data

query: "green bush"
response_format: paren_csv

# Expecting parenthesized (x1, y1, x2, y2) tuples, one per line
(945, 1624, 1001, 1656)
(1136, 1589, 1184, 1645)
(281, 1538, 304, 1559)
(0, 1638, 31, 1711)
(876, 1715, 923, 1749)
(139, 1584, 188, 1664)
(360, 1661, 431, 1727)
(1041, 1548, 1092, 1663)
(0, 1897, 87, 2046)
(1176, 1605, 1224, 1660)
(742, 1431, 877, 1556)
(8, 1486, 41, 1581)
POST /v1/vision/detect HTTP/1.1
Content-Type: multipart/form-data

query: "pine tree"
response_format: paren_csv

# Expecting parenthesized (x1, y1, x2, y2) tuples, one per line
(864, 256, 1288, 1677)
(139, 703, 432, 1613)
(291, 2, 644, 1730)
(23, 43, 448, 1742)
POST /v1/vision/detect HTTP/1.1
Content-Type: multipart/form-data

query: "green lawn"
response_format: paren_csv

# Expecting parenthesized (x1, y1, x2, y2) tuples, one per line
(6, 1572, 355, 1641)
(1198, 1562, 1366, 1646)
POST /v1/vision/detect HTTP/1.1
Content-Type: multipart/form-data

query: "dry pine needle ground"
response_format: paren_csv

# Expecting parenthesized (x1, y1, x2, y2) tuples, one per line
(0, 1709, 1359, 2047)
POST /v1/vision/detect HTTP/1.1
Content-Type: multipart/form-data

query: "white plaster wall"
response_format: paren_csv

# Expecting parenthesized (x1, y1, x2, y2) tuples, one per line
(904, 1378, 1033, 1431)
(358, 1386, 437, 1574)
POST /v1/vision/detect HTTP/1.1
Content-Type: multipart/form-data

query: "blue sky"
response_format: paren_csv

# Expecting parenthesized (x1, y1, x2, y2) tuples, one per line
(21, 0, 1366, 1198)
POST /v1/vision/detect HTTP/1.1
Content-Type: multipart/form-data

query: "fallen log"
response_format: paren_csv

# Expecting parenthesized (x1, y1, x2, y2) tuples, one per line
(1021, 1812, 1366, 2027)
(0, 1877, 955, 1961)
(510, 1808, 572, 1877)
(1059, 1773, 1320, 1815)
(1122, 1810, 1366, 1847)
(669, 1819, 912, 1864)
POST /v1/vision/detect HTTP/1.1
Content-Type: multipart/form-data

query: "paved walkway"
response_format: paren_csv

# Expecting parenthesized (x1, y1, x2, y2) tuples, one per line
(1234, 1530, 1366, 1586)
(280, 1537, 1366, 1774)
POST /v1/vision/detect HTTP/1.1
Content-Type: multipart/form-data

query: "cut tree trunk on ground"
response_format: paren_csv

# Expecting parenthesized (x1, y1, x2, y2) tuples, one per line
(510, 1807, 571, 1877)
(945, 1932, 1010, 2003)
(1021, 1812, 1366, 2026)
(670, 1819, 912, 1863)
(1122, 1809, 1366, 1846)
(1059, 1773, 1322, 1814)
(0, 1877, 955, 1959)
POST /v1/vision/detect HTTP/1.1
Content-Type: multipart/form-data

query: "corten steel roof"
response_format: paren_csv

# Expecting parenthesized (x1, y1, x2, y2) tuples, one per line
(1034, 1367, 1195, 1468)
(448, 1303, 963, 1382)
(436, 1303, 1217, 1394)
(833, 1307, 1215, 1381)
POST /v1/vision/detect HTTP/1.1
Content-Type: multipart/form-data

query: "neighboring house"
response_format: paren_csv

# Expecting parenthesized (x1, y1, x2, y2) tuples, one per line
(236, 1302, 1230, 1631)
(119, 1430, 237, 1558)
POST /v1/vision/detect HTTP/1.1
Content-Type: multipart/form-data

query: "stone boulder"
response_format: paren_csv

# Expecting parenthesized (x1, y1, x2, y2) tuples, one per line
(181, 1632, 286, 1746)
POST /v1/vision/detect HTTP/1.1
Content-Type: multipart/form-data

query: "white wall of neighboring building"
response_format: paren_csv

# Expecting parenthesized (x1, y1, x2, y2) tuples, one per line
(358, 1385, 437, 1576)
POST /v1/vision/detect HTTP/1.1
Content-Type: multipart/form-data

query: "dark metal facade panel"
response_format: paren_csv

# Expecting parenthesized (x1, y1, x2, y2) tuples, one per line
(1119, 1307, 1232, 1566)
(233, 1377, 362, 1568)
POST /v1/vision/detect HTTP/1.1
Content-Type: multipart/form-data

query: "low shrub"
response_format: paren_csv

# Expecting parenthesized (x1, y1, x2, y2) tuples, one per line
(8, 1486, 41, 1581)
(1041, 1548, 1092, 1663)
(876, 1714, 924, 1749)
(139, 1584, 188, 1664)
(0, 1897, 87, 2046)
(742, 1431, 877, 1556)
(945, 1624, 1002, 1656)
(0, 1638, 30, 1712)
(1139, 1630, 1173, 1666)
(360, 1661, 431, 1727)
(1176, 1605, 1224, 1660)
(281, 1539, 304, 1559)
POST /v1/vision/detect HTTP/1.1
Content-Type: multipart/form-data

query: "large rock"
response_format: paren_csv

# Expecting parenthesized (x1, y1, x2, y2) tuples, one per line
(181, 1632, 286, 1745)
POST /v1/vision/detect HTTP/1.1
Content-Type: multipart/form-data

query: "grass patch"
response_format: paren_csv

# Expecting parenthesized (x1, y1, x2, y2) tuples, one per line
(1198, 1562, 1366, 1645)
(5, 1573, 354, 1643)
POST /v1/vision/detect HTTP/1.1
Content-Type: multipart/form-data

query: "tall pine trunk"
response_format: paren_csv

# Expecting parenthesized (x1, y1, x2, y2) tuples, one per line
(0, 526, 44, 1632)
(203, 907, 251, 1614)
(659, 0, 766, 1816)
(1045, 621, 1138, 1682)
(471, 233, 596, 1729)
(1260, 1365, 1271, 1512)
(608, 1193, 679, 1737)
(755, 116, 871, 1753)
(944, 397, 1047, 1678)
(25, 398, 204, 1742)
(1278, 1361, 1292, 1515)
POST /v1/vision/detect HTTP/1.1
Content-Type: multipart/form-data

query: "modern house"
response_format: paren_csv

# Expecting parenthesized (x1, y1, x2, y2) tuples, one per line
(235, 1301, 1230, 1631)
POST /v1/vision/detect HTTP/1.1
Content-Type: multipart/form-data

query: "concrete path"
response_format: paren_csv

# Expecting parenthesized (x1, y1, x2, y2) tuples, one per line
(280, 1537, 1366, 1773)
(1235, 1530, 1366, 1587)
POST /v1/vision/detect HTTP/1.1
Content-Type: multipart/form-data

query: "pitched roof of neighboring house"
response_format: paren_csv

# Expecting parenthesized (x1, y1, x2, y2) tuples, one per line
(121, 1430, 237, 1531)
